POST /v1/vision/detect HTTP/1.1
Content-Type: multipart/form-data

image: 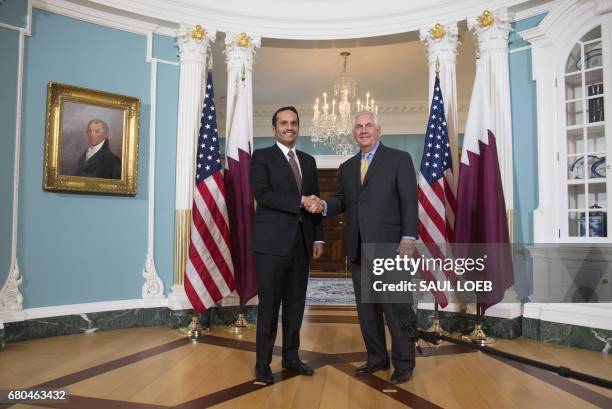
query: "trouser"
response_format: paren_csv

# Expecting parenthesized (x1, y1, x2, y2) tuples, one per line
(351, 261, 417, 371)
(255, 226, 309, 365)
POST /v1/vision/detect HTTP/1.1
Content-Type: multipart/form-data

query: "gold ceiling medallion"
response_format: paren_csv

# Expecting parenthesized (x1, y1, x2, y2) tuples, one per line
(236, 32, 251, 48)
(191, 25, 206, 40)
(430, 23, 446, 40)
(478, 10, 494, 29)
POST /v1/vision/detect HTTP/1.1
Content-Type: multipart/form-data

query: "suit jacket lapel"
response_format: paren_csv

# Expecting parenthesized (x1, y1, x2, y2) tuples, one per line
(349, 153, 361, 193)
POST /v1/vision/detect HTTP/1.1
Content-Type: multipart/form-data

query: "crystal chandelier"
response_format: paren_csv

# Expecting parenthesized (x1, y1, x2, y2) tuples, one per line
(309, 52, 378, 155)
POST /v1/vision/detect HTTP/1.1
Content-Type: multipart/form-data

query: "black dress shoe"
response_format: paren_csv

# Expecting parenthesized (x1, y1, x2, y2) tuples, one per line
(354, 361, 390, 376)
(255, 364, 274, 385)
(281, 359, 314, 376)
(389, 369, 413, 384)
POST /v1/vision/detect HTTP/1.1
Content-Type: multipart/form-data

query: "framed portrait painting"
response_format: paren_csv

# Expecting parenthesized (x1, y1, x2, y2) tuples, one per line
(43, 82, 140, 195)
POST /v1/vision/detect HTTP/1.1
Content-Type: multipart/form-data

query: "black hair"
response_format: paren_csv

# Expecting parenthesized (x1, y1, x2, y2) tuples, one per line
(272, 106, 299, 127)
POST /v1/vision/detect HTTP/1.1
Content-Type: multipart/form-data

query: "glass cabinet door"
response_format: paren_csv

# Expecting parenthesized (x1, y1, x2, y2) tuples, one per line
(564, 26, 607, 238)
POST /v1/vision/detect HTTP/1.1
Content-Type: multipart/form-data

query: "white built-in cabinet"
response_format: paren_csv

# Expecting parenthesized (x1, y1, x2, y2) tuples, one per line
(522, 0, 612, 243)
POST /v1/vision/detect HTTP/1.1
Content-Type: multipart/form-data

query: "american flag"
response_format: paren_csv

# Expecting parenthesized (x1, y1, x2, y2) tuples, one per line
(184, 71, 236, 314)
(417, 74, 457, 307)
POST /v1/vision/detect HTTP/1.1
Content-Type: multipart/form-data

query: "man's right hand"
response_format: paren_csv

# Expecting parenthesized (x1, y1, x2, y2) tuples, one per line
(301, 195, 324, 214)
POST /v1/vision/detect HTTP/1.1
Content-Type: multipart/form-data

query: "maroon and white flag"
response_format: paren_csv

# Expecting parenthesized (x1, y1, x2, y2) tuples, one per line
(454, 60, 514, 314)
(224, 76, 257, 306)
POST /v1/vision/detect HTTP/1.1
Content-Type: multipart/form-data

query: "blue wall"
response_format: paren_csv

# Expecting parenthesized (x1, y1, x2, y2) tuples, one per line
(153, 34, 178, 63)
(509, 13, 546, 244)
(0, 0, 28, 28)
(18, 9, 155, 307)
(0, 26, 19, 286)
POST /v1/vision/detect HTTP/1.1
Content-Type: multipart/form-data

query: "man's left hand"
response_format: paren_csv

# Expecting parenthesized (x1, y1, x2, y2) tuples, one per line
(312, 243, 324, 259)
(396, 238, 416, 257)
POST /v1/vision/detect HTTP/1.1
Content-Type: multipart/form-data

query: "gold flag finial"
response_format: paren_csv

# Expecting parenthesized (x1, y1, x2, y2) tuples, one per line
(192, 25, 206, 40)
(430, 23, 446, 40)
(207, 52, 213, 71)
(236, 32, 251, 48)
(478, 10, 494, 28)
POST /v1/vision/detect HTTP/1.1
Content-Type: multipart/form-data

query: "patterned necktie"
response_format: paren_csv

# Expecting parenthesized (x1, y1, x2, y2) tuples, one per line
(360, 152, 370, 184)
(287, 150, 302, 193)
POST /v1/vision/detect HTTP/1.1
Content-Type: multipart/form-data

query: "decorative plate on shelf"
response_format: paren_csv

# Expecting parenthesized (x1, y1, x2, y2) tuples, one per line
(576, 48, 602, 70)
(591, 156, 606, 178)
(570, 155, 600, 179)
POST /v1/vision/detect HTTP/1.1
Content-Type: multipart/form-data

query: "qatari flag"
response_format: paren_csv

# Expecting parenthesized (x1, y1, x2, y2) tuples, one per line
(224, 76, 257, 306)
(455, 59, 514, 314)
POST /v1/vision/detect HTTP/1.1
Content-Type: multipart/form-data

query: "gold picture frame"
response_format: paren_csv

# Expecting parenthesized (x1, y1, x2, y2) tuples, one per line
(43, 82, 140, 195)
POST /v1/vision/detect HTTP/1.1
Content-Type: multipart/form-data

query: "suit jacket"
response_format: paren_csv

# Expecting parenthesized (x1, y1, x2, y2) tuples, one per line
(75, 139, 121, 179)
(250, 144, 324, 257)
(326, 143, 418, 262)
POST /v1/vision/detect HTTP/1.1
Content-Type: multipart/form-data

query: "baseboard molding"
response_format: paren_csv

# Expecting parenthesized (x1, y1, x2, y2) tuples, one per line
(1, 299, 610, 353)
(523, 303, 612, 331)
(0, 298, 167, 324)
(417, 302, 523, 319)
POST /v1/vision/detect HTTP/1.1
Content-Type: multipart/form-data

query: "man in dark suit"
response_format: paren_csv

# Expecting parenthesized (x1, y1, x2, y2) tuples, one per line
(74, 119, 121, 179)
(313, 110, 418, 384)
(249, 106, 324, 385)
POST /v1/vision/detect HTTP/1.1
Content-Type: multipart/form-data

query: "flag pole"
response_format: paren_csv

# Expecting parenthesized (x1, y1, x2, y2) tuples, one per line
(224, 67, 254, 333)
(227, 303, 253, 333)
(179, 314, 210, 341)
(424, 58, 449, 338)
(426, 302, 449, 336)
(462, 305, 495, 345)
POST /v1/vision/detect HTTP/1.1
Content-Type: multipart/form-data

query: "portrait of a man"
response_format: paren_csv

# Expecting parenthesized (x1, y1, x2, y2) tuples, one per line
(44, 83, 139, 195)
(59, 101, 124, 180)
(73, 119, 121, 179)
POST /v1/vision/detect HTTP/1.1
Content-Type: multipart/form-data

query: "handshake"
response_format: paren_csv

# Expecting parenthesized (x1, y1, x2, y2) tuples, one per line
(301, 195, 324, 214)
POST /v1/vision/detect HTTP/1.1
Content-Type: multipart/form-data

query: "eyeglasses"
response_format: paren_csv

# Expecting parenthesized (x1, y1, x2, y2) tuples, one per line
(353, 123, 376, 131)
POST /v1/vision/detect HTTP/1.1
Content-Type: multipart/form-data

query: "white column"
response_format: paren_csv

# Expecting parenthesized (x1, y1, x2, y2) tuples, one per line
(468, 9, 515, 222)
(168, 24, 215, 310)
(419, 21, 460, 188)
(418, 22, 462, 313)
(224, 32, 261, 140)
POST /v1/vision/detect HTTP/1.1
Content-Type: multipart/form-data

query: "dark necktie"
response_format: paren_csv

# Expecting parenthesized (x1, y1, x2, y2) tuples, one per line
(287, 150, 302, 193)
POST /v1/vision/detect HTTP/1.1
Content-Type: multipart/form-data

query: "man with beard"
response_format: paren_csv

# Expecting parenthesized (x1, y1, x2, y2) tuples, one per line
(249, 106, 324, 385)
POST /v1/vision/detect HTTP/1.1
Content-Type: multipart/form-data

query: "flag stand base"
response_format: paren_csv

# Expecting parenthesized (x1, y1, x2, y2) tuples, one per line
(179, 315, 210, 341)
(227, 313, 254, 333)
(426, 318, 449, 337)
(426, 303, 449, 339)
(461, 323, 495, 345)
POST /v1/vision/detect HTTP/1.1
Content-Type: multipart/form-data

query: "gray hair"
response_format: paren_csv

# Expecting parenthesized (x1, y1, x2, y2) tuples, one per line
(353, 110, 380, 127)
(86, 119, 110, 138)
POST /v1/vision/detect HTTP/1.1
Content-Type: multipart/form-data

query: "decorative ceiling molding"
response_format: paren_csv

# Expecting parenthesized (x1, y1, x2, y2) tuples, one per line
(220, 101, 469, 119)
(511, 0, 554, 20)
(519, 0, 601, 46)
(33, 0, 177, 36)
(70, 0, 531, 40)
(592, 0, 612, 14)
